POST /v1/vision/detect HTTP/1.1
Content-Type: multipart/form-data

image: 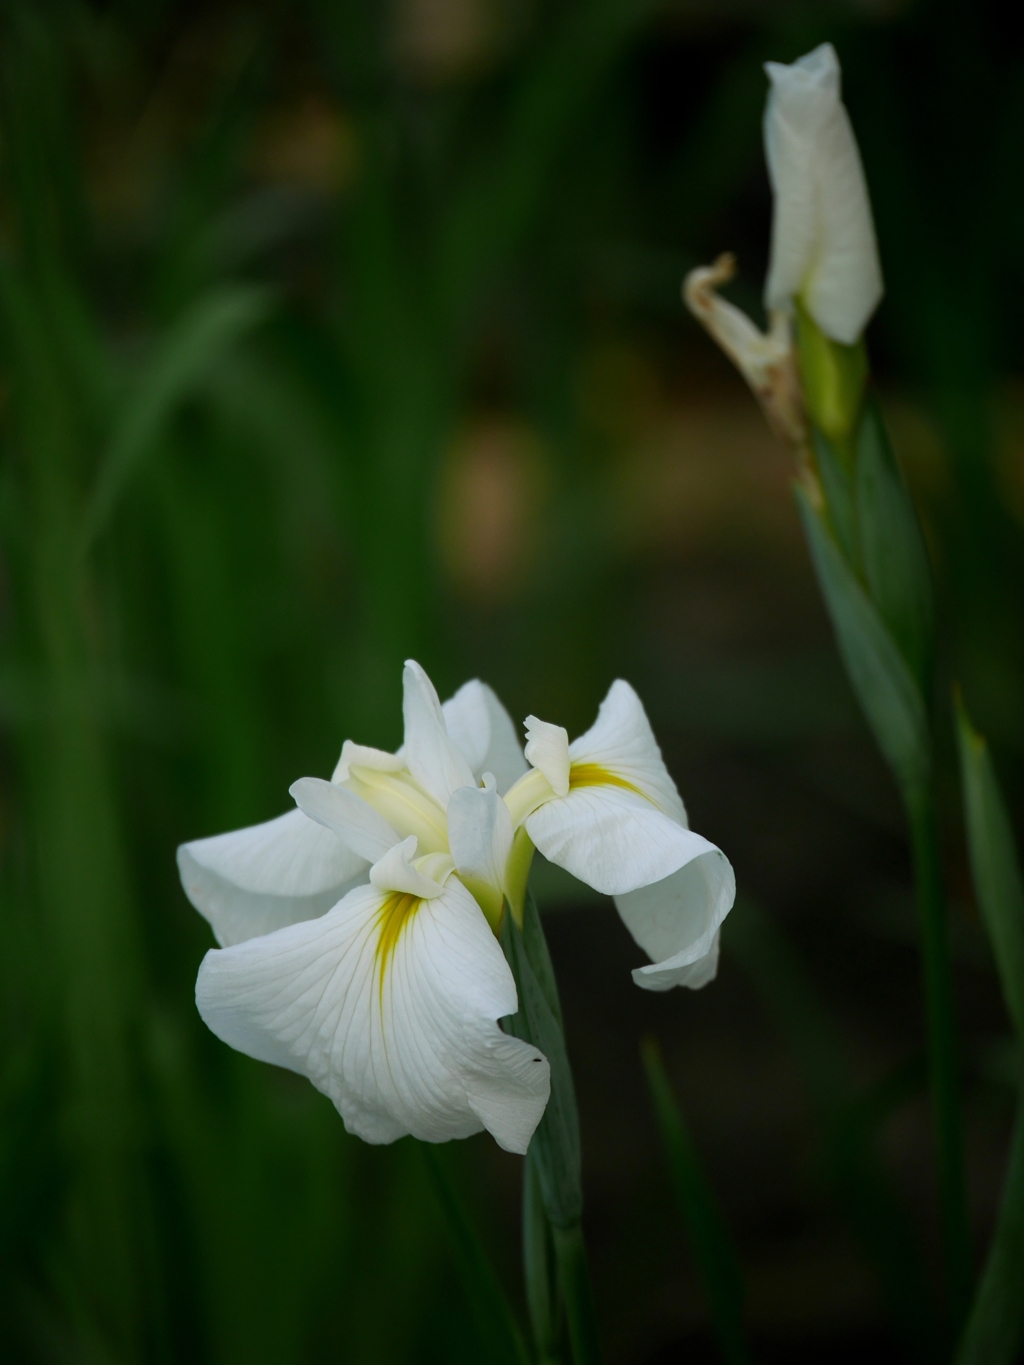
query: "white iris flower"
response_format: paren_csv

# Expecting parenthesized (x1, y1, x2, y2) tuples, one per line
(180, 662, 734, 1153)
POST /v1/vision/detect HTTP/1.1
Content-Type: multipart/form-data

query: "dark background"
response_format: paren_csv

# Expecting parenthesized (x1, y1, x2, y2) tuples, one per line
(2, 0, 1023, 1360)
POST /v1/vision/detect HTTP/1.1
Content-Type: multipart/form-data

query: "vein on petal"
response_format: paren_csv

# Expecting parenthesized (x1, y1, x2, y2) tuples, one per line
(374, 891, 422, 1007)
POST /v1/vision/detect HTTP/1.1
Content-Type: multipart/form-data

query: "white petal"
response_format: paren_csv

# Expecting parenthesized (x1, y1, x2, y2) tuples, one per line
(415, 850, 457, 885)
(195, 876, 550, 1152)
(523, 717, 570, 797)
(763, 56, 820, 328)
(569, 680, 686, 824)
(614, 846, 735, 990)
(525, 785, 722, 896)
(290, 777, 399, 863)
(443, 680, 528, 795)
(763, 43, 882, 344)
(447, 777, 514, 908)
(331, 740, 404, 783)
(342, 766, 449, 855)
(178, 808, 369, 948)
(370, 836, 445, 898)
(632, 933, 721, 993)
(402, 660, 475, 807)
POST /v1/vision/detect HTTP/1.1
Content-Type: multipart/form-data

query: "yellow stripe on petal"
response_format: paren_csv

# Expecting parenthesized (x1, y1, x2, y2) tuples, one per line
(568, 763, 645, 798)
(375, 891, 422, 1003)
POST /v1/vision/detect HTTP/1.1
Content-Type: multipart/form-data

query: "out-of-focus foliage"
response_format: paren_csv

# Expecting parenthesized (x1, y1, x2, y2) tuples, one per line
(955, 701, 1024, 1365)
(2, 1, 1024, 1361)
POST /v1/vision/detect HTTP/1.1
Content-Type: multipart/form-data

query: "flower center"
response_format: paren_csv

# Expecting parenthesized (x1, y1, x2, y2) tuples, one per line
(346, 765, 449, 853)
(503, 766, 555, 828)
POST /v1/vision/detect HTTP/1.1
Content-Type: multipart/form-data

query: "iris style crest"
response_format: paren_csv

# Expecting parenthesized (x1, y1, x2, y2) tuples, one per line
(179, 661, 735, 1151)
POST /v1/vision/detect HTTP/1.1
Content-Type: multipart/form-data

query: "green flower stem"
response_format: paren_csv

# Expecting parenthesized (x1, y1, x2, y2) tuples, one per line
(907, 788, 973, 1331)
(501, 895, 602, 1364)
(523, 1148, 562, 1365)
(551, 1223, 601, 1365)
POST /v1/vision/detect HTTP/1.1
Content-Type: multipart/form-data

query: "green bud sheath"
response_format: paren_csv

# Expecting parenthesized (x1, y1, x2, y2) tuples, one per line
(795, 299, 868, 454)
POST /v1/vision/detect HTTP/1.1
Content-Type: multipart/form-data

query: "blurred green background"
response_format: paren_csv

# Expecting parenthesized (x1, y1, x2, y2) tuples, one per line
(2, 0, 1023, 1360)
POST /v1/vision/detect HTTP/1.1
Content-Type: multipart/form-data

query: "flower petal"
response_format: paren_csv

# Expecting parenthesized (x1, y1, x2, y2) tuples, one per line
(568, 680, 686, 824)
(443, 679, 528, 794)
(614, 848, 735, 990)
(195, 876, 550, 1152)
(447, 777, 515, 925)
(631, 933, 721, 993)
(332, 741, 404, 783)
(290, 776, 399, 863)
(370, 835, 446, 898)
(447, 777, 514, 889)
(524, 717, 570, 797)
(178, 809, 369, 948)
(763, 42, 882, 345)
(402, 660, 475, 807)
(525, 784, 723, 896)
(342, 766, 449, 855)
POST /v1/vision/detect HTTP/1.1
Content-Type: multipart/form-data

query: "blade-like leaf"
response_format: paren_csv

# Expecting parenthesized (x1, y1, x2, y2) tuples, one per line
(80, 284, 273, 548)
(954, 697, 1024, 1365)
(796, 483, 930, 804)
(641, 1037, 753, 1365)
(523, 1146, 562, 1365)
(501, 894, 581, 1230)
(956, 699, 1024, 1039)
(550, 1221, 602, 1365)
(955, 1107, 1024, 1365)
(812, 427, 860, 569)
(855, 398, 934, 689)
(419, 1144, 531, 1365)
(501, 894, 602, 1363)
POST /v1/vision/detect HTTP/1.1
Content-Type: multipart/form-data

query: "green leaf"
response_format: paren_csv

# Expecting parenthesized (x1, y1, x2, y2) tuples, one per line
(955, 1107, 1024, 1365)
(79, 284, 273, 549)
(419, 1144, 531, 1365)
(954, 697, 1024, 1365)
(501, 894, 582, 1230)
(550, 1221, 602, 1365)
(795, 483, 930, 804)
(640, 1037, 752, 1365)
(955, 699, 1024, 1040)
(812, 428, 859, 569)
(855, 397, 934, 689)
